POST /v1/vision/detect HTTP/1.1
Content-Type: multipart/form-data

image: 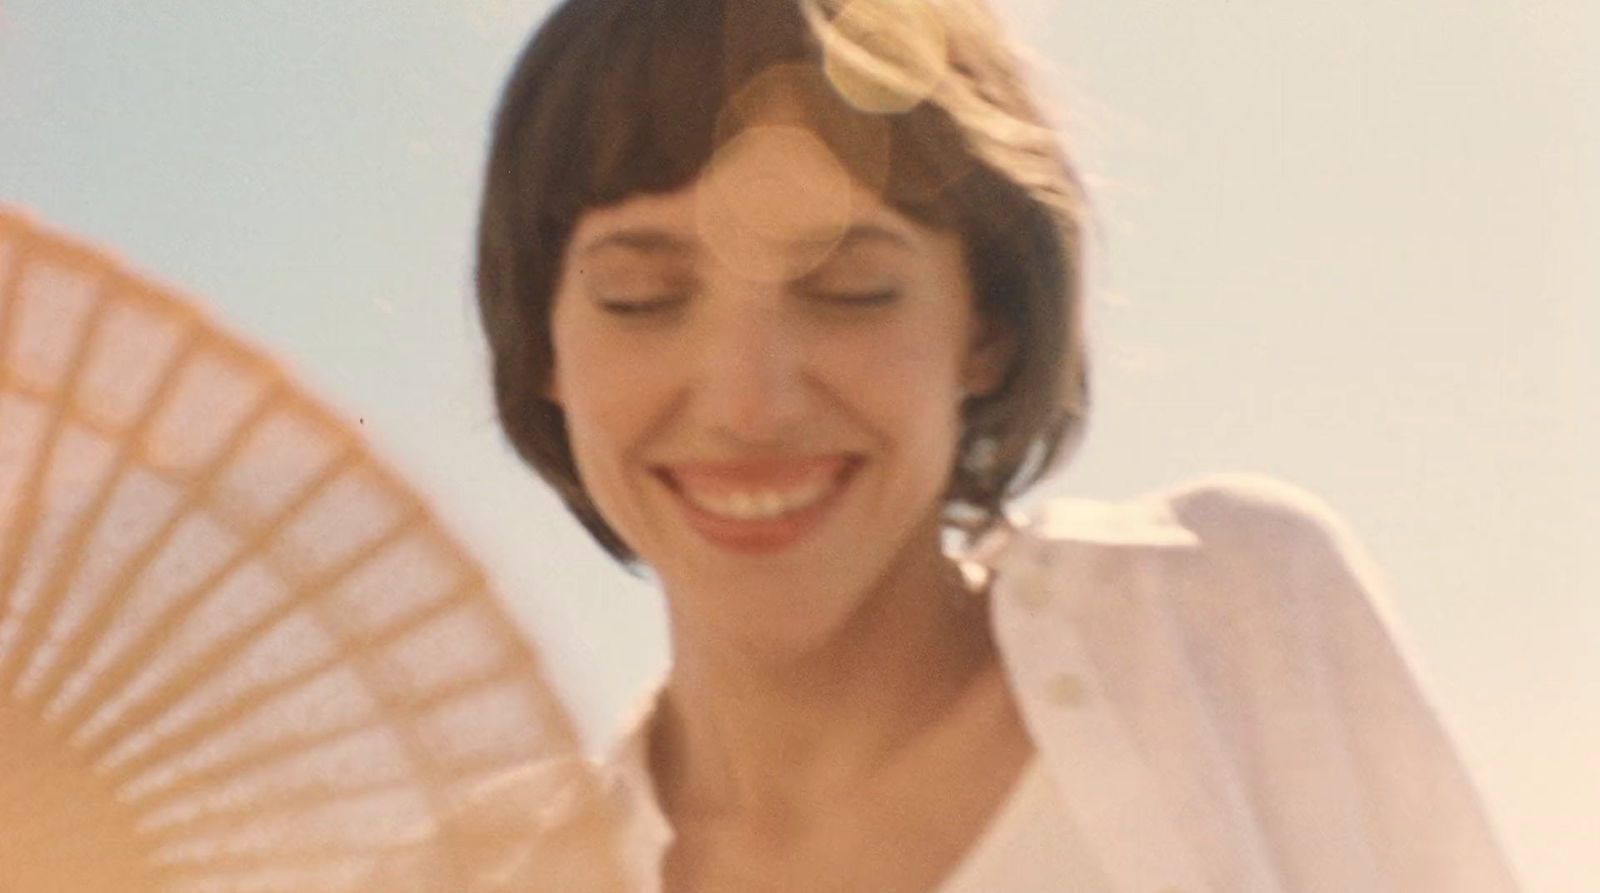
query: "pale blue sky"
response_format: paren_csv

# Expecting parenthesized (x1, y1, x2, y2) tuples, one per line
(2, 2, 1595, 888)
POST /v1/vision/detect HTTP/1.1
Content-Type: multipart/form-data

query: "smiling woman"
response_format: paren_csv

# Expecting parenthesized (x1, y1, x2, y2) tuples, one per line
(360, 0, 1525, 891)
(475, 0, 1089, 580)
(546, 121, 1004, 660)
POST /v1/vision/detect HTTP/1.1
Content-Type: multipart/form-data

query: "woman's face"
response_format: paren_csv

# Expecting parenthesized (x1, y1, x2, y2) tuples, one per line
(547, 121, 1011, 654)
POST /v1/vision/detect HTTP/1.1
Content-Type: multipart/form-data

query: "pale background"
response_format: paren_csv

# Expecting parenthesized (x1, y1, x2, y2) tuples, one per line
(1, 1, 1594, 889)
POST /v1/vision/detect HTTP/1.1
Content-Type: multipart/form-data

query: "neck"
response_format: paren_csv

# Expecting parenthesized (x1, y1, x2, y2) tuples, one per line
(651, 540, 997, 824)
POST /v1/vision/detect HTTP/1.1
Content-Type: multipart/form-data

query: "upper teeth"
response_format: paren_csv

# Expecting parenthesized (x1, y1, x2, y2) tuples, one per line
(679, 478, 835, 520)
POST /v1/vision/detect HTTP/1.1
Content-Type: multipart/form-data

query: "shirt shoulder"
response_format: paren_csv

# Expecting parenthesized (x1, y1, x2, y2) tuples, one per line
(1154, 472, 1400, 619)
(1154, 471, 1363, 551)
(970, 471, 1393, 639)
(975, 471, 1356, 565)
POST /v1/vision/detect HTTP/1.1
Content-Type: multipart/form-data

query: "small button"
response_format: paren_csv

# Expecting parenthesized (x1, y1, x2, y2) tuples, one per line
(1044, 672, 1087, 707)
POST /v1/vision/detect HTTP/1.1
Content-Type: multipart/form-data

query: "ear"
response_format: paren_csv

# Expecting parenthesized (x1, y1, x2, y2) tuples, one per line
(543, 370, 563, 407)
(961, 314, 1018, 398)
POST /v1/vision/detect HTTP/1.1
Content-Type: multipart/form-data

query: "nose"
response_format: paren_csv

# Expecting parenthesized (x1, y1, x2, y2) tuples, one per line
(693, 303, 810, 446)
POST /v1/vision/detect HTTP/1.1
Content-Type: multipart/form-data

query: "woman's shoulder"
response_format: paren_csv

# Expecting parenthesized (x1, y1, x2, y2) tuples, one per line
(1153, 471, 1362, 549)
(989, 471, 1361, 565)
(991, 473, 1415, 728)
(973, 471, 1393, 636)
(992, 476, 1522, 891)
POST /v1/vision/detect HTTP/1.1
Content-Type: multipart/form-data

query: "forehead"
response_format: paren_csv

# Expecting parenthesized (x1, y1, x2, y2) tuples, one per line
(568, 123, 933, 280)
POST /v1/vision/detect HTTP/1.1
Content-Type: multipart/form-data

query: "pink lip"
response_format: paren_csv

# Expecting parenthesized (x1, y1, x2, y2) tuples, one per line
(656, 454, 858, 493)
(657, 457, 862, 555)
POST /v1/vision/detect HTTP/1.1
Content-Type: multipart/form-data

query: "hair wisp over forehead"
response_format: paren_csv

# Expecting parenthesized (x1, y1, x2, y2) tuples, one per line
(498, 0, 1036, 231)
(477, 0, 1091, 571)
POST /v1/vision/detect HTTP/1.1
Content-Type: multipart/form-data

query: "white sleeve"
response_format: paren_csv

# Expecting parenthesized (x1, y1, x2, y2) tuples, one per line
(1196, 474, 1524, 891)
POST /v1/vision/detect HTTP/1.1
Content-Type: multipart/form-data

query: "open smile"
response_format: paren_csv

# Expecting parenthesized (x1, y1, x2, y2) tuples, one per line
(653, 456, 864, 554)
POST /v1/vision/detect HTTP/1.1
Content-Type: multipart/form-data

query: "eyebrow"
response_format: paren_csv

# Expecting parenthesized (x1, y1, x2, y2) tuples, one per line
(579, 228, 699, 259)
(577, 222, 914, 260)
(793, 223, 914, 254)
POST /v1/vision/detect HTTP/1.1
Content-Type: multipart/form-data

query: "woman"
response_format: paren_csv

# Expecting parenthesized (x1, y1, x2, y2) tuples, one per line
(370, 0, 1521, 890)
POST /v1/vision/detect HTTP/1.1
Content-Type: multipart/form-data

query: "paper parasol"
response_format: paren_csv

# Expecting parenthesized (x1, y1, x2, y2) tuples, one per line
(0, 207, 580, 892)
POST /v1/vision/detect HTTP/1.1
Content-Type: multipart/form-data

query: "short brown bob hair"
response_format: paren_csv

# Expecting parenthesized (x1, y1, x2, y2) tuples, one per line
(477, 0, 1091, 575)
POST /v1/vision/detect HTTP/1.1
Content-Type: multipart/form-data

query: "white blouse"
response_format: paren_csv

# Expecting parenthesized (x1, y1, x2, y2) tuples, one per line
(598, 701, 1112, 893)
(365, 473, 1523, 892)
(938, 755, 1113, 892)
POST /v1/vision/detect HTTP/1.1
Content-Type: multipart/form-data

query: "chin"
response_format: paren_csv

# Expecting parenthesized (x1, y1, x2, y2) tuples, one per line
(669, 573, 867, 662)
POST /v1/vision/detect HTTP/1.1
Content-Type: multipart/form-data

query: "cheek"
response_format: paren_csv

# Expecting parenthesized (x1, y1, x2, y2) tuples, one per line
(551, 331, 673, 552)
(830, 321, 967, 452)
(550, 324, 662, 471)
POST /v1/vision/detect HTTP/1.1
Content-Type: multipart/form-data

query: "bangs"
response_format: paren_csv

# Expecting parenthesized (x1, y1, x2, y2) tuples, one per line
(503, 0, 975, 235)
(480, 0, 1089, 569)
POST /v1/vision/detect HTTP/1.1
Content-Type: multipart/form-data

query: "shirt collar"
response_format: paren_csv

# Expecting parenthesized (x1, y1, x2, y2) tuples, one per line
(958, 492, 1202, 574)
(598, 675, 675, 878)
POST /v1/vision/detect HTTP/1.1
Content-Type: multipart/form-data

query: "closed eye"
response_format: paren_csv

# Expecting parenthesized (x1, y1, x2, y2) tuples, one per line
(597, 297, 687, 316)
(812, 289, 899, 308)
(600, 291, 896, 315)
